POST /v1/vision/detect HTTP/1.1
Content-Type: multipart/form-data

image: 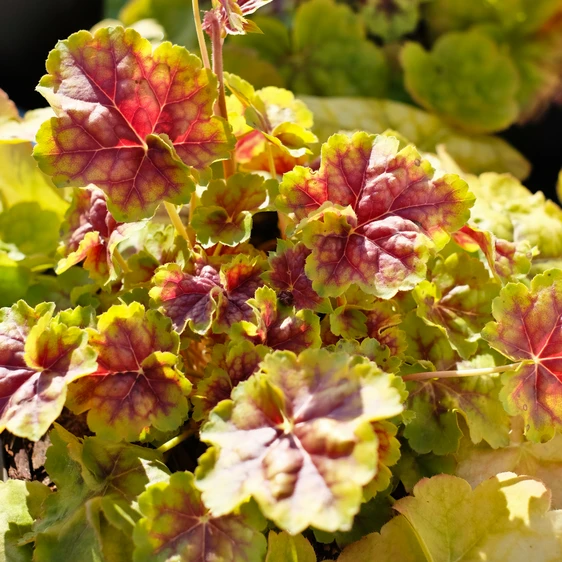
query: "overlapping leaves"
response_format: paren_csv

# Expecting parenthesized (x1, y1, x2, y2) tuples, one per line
(279, 132, 474, 298)
(195, 348, 405, 534)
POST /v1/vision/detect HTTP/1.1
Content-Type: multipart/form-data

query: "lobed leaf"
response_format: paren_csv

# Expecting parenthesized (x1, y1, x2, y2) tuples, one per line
(133, 471, 267, 562)
(0, 300, 97, 440)
(279, 132, 474, 298)
(196, 348, 405, 534)
(339, 472, 562, 561)
(401, 31, 520, 133)
(191, 173, 272, 247)
(66, 302, 191, 441)
(232, 286, 321, 353)
(483, 269, 562, 441)
(34, 26, 235, 221)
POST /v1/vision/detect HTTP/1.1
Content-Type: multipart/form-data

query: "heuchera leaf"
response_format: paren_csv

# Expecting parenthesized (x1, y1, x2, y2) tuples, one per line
(339, 473, 562, 562)
(230, 0, 390, 98)
(265, 530, 316, 562)
(66, 302, 191, 441)
(33, 26, 235, 221)
(0, 300, 97, 441)
(402, 313, 510, 452)
(191, 173, 272, 247)
(457, 429, 562, 509)
(192, 339, 269, 421)
(262, 239, 327, 312)
(401, 31, 520, 133)
(150, 254, 265, 335)
(0, 479, 51, 562)
(32, 425, 170, 562)
(225, 74, 318, 164)
(279, 132, 474, 298)
(232, 286, 321, 353)
(483, 269, 562, 442)
(195, 348, 405, 534)
(360, 0, 420, 42)
(57, 187, 145, 284)
(133, 471, 267, 562)
(413, 252, 500, 359)
(453, 224, 534, 283)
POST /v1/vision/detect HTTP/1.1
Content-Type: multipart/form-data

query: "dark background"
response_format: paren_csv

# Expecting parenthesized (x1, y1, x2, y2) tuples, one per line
(1, 0, 560, 200)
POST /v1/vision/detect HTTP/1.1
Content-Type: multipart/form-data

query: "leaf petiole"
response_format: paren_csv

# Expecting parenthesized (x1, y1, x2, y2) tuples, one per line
(402, 362, 524, 382)
(164, 201, 194, 247)
(157, 426, 197, 454)
(192, 0, 210, 69)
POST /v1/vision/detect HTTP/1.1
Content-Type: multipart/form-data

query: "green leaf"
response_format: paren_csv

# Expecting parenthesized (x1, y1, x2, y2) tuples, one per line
(196, 348, 405, 534)
(33, 425, 170, 562)
(279, 132, 473, 298)
(301, 96, 530, 179)
(483, 269, 562, 441)
(119, 0, 197, 49)
(133, 471, 267, 562)
(265, 530, 316, 562)
(0, 480, 51, 562)
(0, 301, 97, 440)
(0, 143, 68, 217)
(339, 473, 562, 561)
(456, 429, 562, 509)
(66, 302, 191, 441)
(413, 252, 499, 359)
(360, 0, 420, 42)
(0, 252, 31, 306)
(401, 31, 520, 133)
(468, 172, 562, 271)
(229, 0, 389, 98)
(192, 173, 272, 247)
(34, 26, 234, 221)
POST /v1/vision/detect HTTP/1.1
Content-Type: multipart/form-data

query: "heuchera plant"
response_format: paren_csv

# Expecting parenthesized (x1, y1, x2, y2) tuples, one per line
(2, 1, 562, 561)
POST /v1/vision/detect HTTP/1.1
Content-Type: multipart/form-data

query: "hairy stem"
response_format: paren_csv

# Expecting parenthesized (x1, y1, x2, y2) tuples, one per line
(208, 12, 236, 178)
(268, 142, 290, 239)
(402, 362, 522, 382)
(157, 426, 196, 454)
(164, 201, 194, 247)
(192, 0, 210, 69)
(113, 248, 131, 274)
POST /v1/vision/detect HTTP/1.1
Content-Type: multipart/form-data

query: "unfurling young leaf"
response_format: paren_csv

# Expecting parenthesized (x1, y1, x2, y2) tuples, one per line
(150, 254, 265, 335)
(34, 26, 235, 221)
(196, 348, 405, 534)
(483, 269, 562, 442)
(57, 187, 145, 284)
(338, 473, 562, 562)
(209, 0, 274, 36)
(192, 339, 269, 421)
(66, 302, 191, 441)
(133, 471, 267, 562)
(0, 301, 97, 441)
(191, 173, 273, 247)
(279, 132, 474, 298)
(231, 286, 321, 353)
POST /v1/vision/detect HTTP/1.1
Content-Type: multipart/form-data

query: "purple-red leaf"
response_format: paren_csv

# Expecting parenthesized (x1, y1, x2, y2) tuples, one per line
(34, 26, 235, 221)
(279, 133, 474, 298)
